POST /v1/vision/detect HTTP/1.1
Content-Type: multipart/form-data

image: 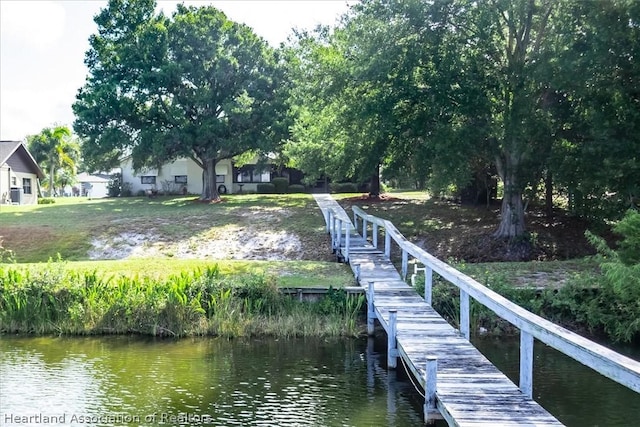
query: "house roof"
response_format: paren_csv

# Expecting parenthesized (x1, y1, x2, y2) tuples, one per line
(0, 140, 46, 179)
(76, 172, 111, 183)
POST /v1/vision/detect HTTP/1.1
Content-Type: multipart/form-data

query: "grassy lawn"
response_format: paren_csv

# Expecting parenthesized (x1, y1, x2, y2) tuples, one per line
(0, 194, 355, 289)
(0, 194, 330, 262)
(0, 191, 603, 291)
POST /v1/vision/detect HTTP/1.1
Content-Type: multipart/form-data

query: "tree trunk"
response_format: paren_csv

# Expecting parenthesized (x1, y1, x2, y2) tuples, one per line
(545, 170, 553, 219)
(49, 163, 55, 197)
(369, 163, 381, 198)
(494, 157, 526, 238)
(201, 158, 221, 201)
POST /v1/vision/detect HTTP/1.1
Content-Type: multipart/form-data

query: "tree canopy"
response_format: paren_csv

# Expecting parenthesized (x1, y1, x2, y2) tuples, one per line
(74, 0, 286, 201)
(285, 0, 640, 237)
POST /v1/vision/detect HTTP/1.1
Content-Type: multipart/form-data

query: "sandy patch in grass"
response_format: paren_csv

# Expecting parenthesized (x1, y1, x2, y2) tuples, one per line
(88, 228, 303, 261)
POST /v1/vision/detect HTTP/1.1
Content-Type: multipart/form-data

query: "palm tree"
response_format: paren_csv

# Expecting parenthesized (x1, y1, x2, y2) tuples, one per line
(27, 126, 79, 196)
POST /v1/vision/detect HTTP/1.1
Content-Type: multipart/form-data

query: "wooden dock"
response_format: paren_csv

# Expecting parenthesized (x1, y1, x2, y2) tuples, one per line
(313, 194, 640, 426)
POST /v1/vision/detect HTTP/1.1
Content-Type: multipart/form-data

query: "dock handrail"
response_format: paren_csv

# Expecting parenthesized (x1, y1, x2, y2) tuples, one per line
(348, 205, 640, 397)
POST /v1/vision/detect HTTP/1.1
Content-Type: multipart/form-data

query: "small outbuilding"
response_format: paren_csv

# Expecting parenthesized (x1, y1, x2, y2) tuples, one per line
(0, 140, 45, 205)
(75, 172, 111, 198)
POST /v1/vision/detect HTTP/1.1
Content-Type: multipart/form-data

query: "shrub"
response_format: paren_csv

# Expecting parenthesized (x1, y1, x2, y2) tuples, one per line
(257, 183, 276, 194)
(121, 182, 133, 197)
(38, 198, 55, 205)
(107, 173, 122, 197)
(614, 209, 640, 265)
(271, 177, 289, 194)
(331, 182, 358, 193)
(289, 184, 306, 193)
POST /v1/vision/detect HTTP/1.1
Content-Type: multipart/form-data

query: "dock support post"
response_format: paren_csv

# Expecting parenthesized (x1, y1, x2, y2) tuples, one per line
(355, 264, 361, 282)
(367, 281, 375, 336)
(520, 330, 534, 398)
(372, 223, 379, 249)
(460, 290, 470, 340)
(425, 267, 433, 306)
(388, 310, 397, 369)
(326, 209, 332, 234)
(345, 223, 350, 263)
(424, 357, 438, 424)
(401, 249, 408, 280)
(384, 230, 391, 260)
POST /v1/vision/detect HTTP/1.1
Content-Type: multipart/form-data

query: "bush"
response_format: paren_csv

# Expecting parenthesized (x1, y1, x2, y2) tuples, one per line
(107, 173, 122, 197)
(331, 182, 358, 193)
(614, 210, 640, 265)
(289, 184, 306, 193)
(38, 198, 55, 205)
(271, 177, 289, 194)
(257, 183, 276, 194)
(121, 182, 133, 197)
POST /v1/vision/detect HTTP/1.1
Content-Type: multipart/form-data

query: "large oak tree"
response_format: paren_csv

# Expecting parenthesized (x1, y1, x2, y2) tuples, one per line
(73, 0, 286, 201)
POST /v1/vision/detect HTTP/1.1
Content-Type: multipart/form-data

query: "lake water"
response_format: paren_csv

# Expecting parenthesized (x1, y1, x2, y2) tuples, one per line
(1, 335, 638, 426)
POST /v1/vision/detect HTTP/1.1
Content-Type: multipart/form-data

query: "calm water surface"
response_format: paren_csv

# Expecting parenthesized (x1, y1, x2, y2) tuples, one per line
(1, 335, 639, 426)
(0, 336, 424, 426)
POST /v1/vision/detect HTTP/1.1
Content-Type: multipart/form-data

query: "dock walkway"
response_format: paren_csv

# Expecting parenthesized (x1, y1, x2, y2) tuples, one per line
(313, 194, 562, 426)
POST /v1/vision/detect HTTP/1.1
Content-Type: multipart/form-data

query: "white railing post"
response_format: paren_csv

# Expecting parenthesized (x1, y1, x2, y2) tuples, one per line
(388, 310, 398, 369)
(401, 249, 408, 280)
(367, 281, 375, 336)
(331, 213, 338, 251)
(373, 223, 379, 249)
(424, 356, 438, 423)
(344, 222, 350, 262)
(326, 209, 332, 234)
(363, 217, 368, 241)
(336, 218, 343, 254)
(460, 290, 470, 340)
(424, 266, 433, 306)
(520, 331, 534, 398)
(355, 264, 361, 282)
(384, 229, 391, 260)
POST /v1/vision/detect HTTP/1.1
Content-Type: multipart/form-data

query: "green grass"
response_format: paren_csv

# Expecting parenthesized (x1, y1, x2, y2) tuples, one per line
(0, 194, 329, 263)
(4, 259, 355, 289)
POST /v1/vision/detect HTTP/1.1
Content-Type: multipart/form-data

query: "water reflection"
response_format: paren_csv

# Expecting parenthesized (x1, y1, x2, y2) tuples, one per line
(0, 336, 424, 426)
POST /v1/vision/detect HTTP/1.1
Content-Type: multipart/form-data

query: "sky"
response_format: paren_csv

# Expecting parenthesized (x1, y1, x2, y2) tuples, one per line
(0, 0, 352, 141)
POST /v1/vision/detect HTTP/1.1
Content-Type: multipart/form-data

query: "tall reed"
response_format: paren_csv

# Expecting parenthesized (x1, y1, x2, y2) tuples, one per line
(0, 263, 365, 338)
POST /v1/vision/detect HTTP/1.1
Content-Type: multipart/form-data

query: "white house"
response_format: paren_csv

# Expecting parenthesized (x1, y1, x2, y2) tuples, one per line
(120, 157, 288, 195)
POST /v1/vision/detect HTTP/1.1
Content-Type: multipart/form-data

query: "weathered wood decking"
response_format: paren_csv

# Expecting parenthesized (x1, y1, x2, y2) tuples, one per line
(314, 194, 564, 426)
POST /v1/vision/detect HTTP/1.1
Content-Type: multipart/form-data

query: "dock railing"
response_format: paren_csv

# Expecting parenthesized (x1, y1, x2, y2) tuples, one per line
(334, 205, 640, 398)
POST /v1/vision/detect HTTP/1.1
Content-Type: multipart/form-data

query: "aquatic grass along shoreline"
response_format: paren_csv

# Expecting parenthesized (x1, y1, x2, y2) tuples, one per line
(0, 263, 365, 338)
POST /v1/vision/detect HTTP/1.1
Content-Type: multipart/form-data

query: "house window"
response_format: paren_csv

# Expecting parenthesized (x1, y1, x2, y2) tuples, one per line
(23, 178, 32, 194)
(174, 175, 188, 184)
(141, 176, 156, 185)
(11, 176, 17, 186)
(216, 175, 225, 183)
(235, 166, 271, 183)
